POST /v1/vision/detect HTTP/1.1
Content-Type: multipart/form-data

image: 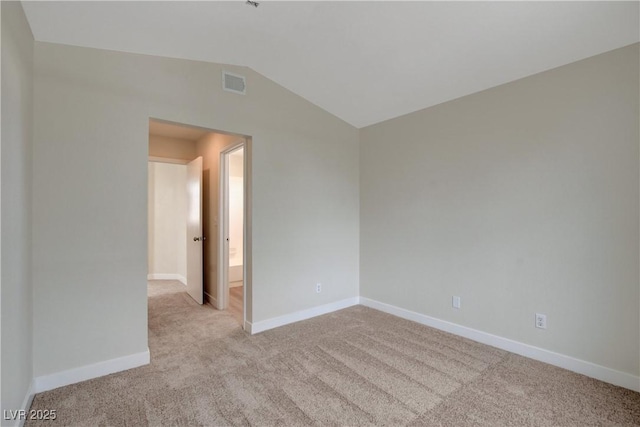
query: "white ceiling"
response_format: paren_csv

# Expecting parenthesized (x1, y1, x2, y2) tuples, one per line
(22, 1, 639, 128)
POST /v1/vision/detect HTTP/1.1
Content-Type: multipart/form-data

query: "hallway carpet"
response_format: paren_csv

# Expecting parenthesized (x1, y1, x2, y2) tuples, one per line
(27, 280, 640, 426)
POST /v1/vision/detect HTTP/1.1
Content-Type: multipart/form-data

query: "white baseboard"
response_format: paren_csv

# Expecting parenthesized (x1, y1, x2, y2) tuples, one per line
(359, 297, 640, 392)
(34, 349, 150, 393)
(229, 265, 243, 283)
(11, 379, 36, 427)
(248, 297, 359, 335)
(147, 274, 186, 285)
(204, 292, 218, 309)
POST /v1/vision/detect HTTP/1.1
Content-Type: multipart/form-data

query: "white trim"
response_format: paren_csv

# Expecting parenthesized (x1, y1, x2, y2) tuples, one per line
(248, 297, 360, 335)
(14, 380, 36, 427)
(204, 291, 218, 309)
(359, 297, 640, 392)
(218, 140, 246, 313)
(148, 156, 189, 165)
(241, 137, 251, 332)
(218, 147, 229, 311)
(34, 349, 150, 393)
(147, 274, 186, 285)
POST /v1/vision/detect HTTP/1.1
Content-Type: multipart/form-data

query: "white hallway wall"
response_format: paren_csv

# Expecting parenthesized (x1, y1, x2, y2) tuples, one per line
(1, 1, 35, 420)
(32, 42, 360, 377)
(148, 162, 187, 282)
(360, 44, 639, 379)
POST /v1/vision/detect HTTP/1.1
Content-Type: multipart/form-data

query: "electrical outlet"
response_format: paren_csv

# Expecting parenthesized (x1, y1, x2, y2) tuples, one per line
(535, 313, 547, 329)
(316, 283, 322, 293)
(452, 296, 461, 309)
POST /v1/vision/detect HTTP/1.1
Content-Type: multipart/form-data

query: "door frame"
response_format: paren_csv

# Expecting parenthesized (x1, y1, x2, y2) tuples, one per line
(147, 117, 252, 333)
(218, 139, 248, 327)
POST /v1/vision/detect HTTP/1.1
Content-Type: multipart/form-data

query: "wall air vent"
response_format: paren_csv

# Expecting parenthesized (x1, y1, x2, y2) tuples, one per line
(222, 71, 246, 95)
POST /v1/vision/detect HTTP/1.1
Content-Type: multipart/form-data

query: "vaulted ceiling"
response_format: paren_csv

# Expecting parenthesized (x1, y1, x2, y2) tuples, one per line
(22, 1, 639, 128)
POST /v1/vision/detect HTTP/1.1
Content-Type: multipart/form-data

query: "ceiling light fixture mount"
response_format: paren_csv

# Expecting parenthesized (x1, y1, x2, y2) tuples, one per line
(246, 1, 259, 8)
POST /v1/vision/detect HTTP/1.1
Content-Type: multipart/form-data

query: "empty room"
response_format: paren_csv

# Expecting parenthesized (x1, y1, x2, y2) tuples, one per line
(2, 1, 639, 426)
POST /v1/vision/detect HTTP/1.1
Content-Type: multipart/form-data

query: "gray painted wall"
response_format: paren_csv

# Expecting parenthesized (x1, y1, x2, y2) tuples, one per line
(360, 44, 639, 376)
(32, 42, 360, 377)
(3, 10, 637, 396)
(1, 1, 34, 420)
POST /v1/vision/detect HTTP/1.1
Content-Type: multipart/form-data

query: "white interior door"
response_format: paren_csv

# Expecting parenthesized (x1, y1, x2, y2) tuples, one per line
(218, 151, 230, 310)
(186, 156, 204, 304)
(218, 142, 245, 310)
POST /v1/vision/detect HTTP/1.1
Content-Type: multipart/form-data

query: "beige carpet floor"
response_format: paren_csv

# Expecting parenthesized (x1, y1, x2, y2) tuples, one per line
(27, 280, 640, 426)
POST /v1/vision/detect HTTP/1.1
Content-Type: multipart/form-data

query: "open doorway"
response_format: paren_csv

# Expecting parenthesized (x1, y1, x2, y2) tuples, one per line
(220, 144, 245, 325)
(147, 160, 189, 286)
(147, 118, 250, 328)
